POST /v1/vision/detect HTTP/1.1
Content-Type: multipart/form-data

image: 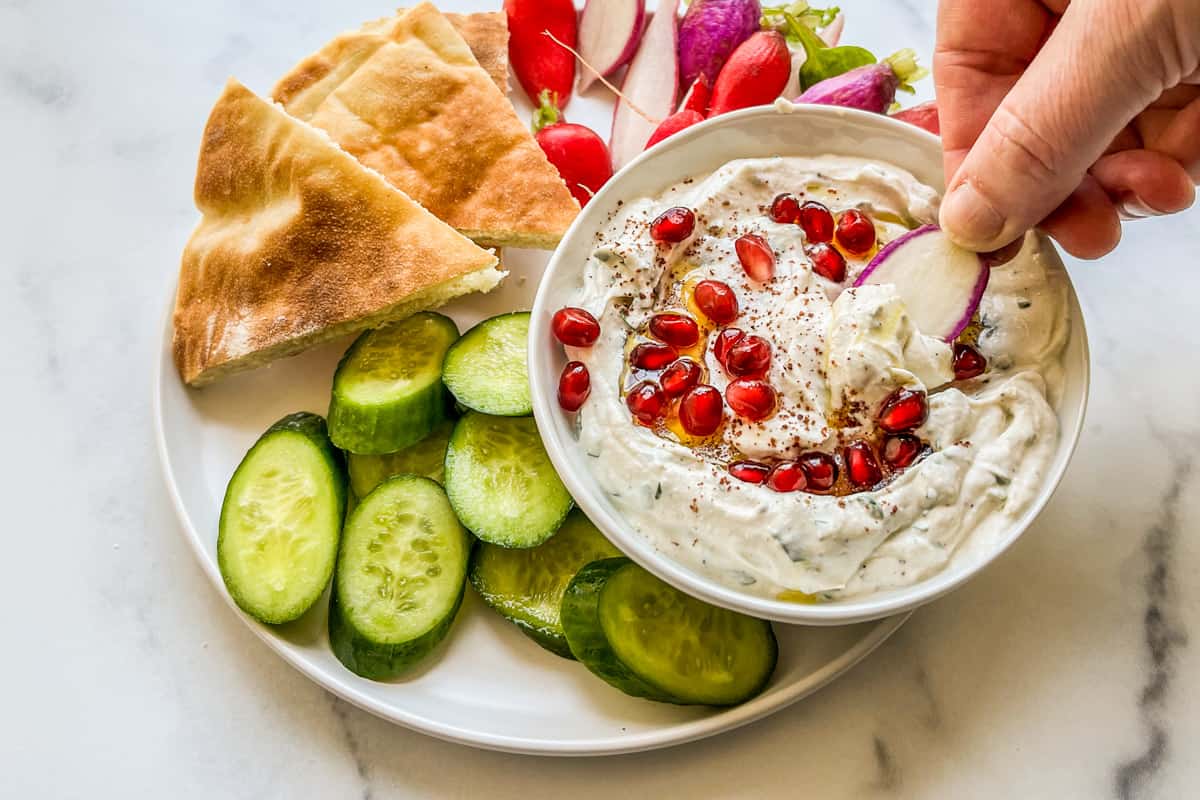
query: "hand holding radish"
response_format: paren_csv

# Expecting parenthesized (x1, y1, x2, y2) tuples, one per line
(935, 0, 1200, 260)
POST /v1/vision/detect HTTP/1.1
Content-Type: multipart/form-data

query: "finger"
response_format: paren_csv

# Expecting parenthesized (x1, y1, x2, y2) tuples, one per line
(939, 0, 1164, 250)
(1090, 149, 1196, 217)
(1144, 96, 1200, 176)
(1039, 176, 1122, 260)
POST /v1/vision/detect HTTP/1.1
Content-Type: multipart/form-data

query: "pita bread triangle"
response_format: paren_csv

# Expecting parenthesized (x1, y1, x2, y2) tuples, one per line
(272, 2, 580, 250)
(173, 79, 503, 387)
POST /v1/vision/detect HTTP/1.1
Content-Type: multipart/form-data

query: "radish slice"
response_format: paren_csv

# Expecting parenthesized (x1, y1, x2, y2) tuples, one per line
(578, 0, 647, 93)
(853, 225, 989, 342)
(610, 0, 681, 171)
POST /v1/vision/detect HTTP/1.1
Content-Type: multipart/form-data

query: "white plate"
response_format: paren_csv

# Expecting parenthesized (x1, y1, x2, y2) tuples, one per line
(154, 273, 907, 755)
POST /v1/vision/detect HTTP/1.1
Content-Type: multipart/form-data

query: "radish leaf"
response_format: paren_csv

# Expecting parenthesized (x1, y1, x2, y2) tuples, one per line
(790, 19, 875, 91)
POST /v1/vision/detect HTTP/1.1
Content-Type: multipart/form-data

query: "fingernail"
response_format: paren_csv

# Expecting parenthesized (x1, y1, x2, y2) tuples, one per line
(1117, 194, 1167, 221)
(940, 180, 1006, 248)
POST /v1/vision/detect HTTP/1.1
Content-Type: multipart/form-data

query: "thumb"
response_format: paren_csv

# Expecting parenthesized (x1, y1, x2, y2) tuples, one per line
(939, 0, 1164, 250)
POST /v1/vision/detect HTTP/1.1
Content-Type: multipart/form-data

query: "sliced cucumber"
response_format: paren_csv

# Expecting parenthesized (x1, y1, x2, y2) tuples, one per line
(218, 413, 347, 625)
(444, 412, 573, 548)
(442, 312, 532, 416)
(470, 510, 620, 658)
(562, 558, 778, 706)
(346, 420, 454, 497)
(329, 313, 459, 455)
(329, 475, 469, 680)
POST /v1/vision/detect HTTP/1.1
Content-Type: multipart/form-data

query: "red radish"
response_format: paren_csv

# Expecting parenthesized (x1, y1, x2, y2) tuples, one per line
(892, 100, 940, 135)
(798, 452, 838, 492)
(611, 0, 681, 170)
(504, 0, 577, 107)
(649, 313, 700, 348)
(844, 441, 882, 487)
(708, 31, 791, 118)
(807, 243, 846, 283)
(795, 50, 926, 114)
(882, 433, 923, 469)
(879, 388, 928, 433)
(693, 280, 739, 324)
(646, 109, 706, 150)
(557, 362, 591, 411)
(798, 201, 835, 242)
(650, 206, 696, 243)
(770, 193, 802, 224)
(533, 95, 612, 208)
(725, 378, 777, 420)
(713, 327, 744, 366)
(953, 343, 987, 380)
(854, 225, 990, 342)
(551, 307, 601, 347)
(724, 334, 771, 378)
(630, 342, 678, 370)
(626, 381, 668, 425)
(766, 462, 807, 493)
(730, 460, 770, 484)
(735, 233, 776, 282)
(577, 0, 646, 93)
(680, 75, 711, 114)
(661, 358, 703, 397)
(836, 210, 877, 255)
(679, 385, 725, 436)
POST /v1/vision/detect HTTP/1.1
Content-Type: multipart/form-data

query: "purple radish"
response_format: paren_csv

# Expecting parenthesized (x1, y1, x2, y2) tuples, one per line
(853, 225, 990, 342)
(611, 0, 681, 170)
(678, 0, 761, 89)
(577, 0, 647, 93)
(795, 50, 925, 114)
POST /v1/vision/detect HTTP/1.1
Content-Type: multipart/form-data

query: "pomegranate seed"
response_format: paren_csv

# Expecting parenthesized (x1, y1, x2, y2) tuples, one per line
(770, 193, 802, 224)
(626, 381, 668, 425)
(767, 462, 808, 493)
(557, 362, 591, 412)
(797, 452, 838, 492)
(679, 385, 724, 436)
(882, 433, 923, 469)
(660, 358, 703, 397)
(798, 201, 835, 243)
(725, 379, 777, 421)
(879, 388, 928, 433)
(844, 441, 883, 488)
(835, 209, 877, 255)
(630, 342, 678, 370)
(649, 313, 700, 348)
(550, 307, 600, 347)
(735, 234, 776, 282)
(650, 207, 696, 243)
(730, 461, 771, 484)
(808, 243, 847, 283)
(693, 280, 739, 324)
(724, 334, 772, 377)
(953, 343, 988, 380)
(713, 328, 745, 366)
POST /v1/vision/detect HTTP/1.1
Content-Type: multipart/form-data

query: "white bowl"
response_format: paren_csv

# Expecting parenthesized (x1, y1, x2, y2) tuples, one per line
(529, 104, 1090, 626)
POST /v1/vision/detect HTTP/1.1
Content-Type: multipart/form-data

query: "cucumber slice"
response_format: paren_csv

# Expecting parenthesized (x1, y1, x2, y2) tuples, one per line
(218, 413, 347, 625)
(444, 412, 573, 548)
(442, 312, 532, 416)
(329, 313, 459, 455)
(346, 420, 454, 497)
(470, 510, 620, 658)
(330, 475, 469, 680)
(562, 558, 778, 706)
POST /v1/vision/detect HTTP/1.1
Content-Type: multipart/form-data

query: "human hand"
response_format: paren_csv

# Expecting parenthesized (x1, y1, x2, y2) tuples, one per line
(934, 0, 1200, 258)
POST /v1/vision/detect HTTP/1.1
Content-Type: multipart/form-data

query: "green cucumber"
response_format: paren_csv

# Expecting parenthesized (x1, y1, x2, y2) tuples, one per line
(329, 475, 469, 680)
(346, 420, 454, 497)
(218, 413, 347, 625)
(441, 312, 531, 416)
(444, 412, 573, 548)
(561, 558, 778, 706)
(470, 510, 620, 658)
(329, 313, 459, 455)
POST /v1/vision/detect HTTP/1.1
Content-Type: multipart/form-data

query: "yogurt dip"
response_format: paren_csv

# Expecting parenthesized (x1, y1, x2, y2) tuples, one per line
(563, 156, 1069, 601)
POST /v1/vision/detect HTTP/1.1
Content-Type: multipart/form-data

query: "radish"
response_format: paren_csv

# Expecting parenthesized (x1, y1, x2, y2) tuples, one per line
(820, 12, 844, 46)
(533, 92, 612, 207)
(577, 0, 647, 93)
(646, 109, 706, 150)
(505, 0, 578, 107)
(679, 75, 711, 114)
(892, 100, 940, 135)
(795, 50, 926, 114)
(708, 30, 791, 117)
(678, 0, 762, 90)
(853, 226, 989, 342)
(610, 0, 681, 171)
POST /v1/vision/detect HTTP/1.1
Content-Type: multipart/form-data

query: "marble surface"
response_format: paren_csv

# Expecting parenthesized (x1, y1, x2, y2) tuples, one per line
(3, 0, 1198, 797)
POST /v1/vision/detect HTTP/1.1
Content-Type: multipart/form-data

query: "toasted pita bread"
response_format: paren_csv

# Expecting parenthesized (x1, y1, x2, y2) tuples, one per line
(273, 3, 579, 250)
(173, 79, 503, 387)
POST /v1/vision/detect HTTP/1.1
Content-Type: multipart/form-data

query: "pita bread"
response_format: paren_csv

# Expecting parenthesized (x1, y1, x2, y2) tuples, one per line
(273, 3, 579, 250)
(173, 79, 503, 387)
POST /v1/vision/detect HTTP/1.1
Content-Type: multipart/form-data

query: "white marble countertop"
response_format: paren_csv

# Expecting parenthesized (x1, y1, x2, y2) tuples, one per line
(3, 0, 1198, 797)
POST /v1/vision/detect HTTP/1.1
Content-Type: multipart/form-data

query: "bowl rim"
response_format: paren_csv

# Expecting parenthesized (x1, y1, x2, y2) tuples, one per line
(529, 103, 1091, 626)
